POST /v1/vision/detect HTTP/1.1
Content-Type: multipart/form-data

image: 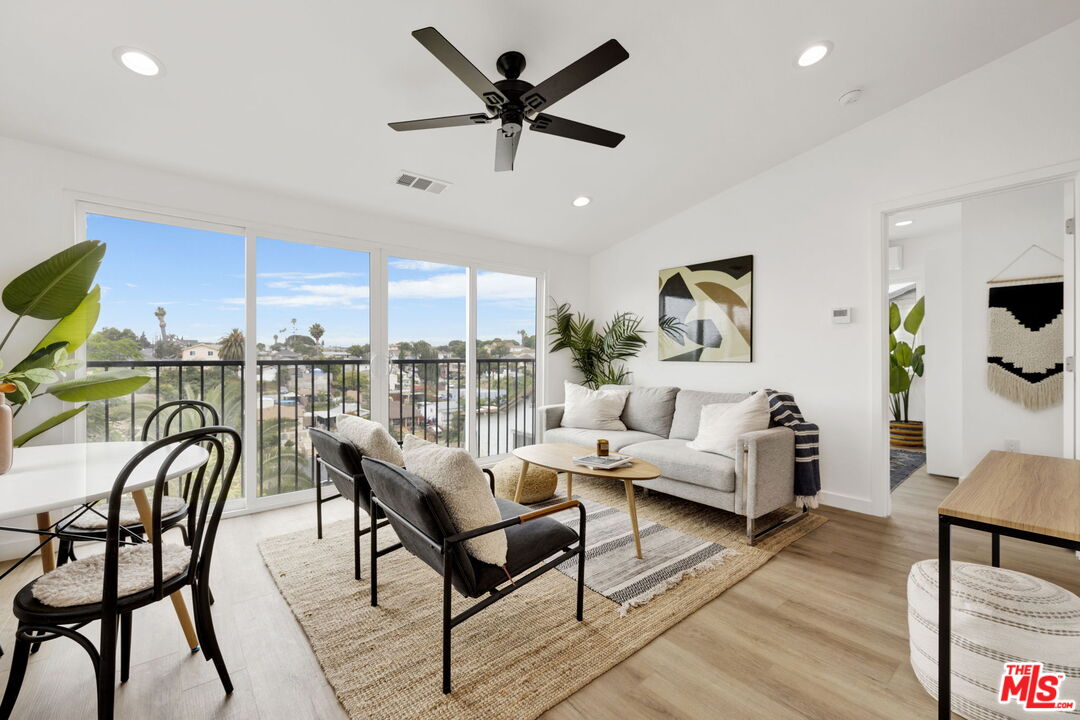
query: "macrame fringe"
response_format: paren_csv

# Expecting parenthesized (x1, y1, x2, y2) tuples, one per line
(987, 363, 1062, 411)
(616, 547, 738, 617)
(795, 494, 819, 510)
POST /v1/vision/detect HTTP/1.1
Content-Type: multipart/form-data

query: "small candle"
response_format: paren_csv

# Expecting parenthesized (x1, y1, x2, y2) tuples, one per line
(597, 439, 609, 457)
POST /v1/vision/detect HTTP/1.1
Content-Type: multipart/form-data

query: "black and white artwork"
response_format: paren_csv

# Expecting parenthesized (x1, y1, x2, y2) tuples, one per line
(986, 279, 1063, 409)
(658, 255, 753, 362)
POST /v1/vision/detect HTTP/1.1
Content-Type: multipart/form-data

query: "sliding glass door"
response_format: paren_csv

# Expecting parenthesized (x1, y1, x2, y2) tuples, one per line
(79, 202, 542, 512)
(255, 237, 370, 500)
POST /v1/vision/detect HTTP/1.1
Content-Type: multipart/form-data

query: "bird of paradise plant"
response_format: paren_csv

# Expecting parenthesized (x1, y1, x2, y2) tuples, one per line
(0, 241, 151, 447)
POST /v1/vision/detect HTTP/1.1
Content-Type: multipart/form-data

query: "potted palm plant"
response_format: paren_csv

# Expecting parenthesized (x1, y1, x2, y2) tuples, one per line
(889, 296, 926, 448)
(547, 301, 650, 387)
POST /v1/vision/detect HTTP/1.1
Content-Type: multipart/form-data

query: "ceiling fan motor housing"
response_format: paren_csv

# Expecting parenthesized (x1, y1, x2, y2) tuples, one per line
(492, 74, 532, 136)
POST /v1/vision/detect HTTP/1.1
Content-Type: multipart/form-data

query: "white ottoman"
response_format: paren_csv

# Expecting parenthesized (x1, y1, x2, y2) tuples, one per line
(908, 560, 1080, 719)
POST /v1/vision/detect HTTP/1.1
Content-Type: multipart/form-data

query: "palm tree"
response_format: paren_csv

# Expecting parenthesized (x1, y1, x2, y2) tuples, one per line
(309, 323, 325, 346)
(154, 306, 168, 341)
(219, 328, 245, 361)
(518, 329, 528, 345)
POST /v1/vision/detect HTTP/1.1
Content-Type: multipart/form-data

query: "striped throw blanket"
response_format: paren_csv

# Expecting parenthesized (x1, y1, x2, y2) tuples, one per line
(764, 389, 820, 509)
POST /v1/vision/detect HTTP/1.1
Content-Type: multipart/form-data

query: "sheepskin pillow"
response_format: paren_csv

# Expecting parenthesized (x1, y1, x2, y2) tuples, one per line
(401, 434, 507, 567)
(32, 543, 189, 607)
(336, 414, 404, 466)
(686, 390, 770, 458)
(561, 381, 630, 431)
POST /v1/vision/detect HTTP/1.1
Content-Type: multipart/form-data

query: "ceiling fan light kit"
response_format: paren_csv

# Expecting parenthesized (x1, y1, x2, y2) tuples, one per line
(389, 27, 629, 172)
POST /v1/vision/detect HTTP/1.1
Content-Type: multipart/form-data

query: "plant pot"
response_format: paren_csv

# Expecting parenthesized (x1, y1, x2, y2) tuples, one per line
(890, 421, 924, 449)
(0, 397, 11, 474)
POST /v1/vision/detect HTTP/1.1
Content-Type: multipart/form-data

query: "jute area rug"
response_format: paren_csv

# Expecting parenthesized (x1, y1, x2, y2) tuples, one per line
(258, 478, 827, 720)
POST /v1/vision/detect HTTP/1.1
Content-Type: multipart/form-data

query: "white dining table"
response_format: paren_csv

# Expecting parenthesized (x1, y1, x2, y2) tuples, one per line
(0, 441, 209, 652)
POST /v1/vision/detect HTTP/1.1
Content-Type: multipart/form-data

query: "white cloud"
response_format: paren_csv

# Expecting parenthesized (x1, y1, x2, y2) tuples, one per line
(388, 273, 466, 299)
(477, 271, 536, 300)
(124, 282, 138, 288)
(258, 271, 365, 281)
(388, 259, 458, 272)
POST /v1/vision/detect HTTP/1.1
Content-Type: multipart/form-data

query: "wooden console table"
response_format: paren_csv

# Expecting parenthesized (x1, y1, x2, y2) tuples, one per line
(936, 450, 1080, 718)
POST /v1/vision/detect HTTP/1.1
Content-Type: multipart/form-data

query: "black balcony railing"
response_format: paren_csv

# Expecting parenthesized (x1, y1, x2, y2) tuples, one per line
(85, 357, 535, 499)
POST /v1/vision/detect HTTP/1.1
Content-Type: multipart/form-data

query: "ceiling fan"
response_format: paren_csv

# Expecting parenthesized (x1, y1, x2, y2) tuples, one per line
(389, 27, 629, 172)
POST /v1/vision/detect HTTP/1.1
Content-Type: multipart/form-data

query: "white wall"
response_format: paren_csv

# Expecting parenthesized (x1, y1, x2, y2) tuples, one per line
(588, 19, 1080, 514)
(889, 223, 964, 477)
(0, 135, 588, 556)
(961, 183, 1065, 473)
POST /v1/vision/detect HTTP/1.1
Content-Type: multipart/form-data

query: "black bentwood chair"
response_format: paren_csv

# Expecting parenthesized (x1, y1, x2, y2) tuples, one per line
(0, 426, 241, 720)
(310, 427, 497, 580)
(361, 457, 586, 694)
(56, 400, 220, 565)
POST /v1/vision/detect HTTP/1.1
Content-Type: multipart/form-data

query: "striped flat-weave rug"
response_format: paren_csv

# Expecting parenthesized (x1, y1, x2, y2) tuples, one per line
(535, 495, 737, 615)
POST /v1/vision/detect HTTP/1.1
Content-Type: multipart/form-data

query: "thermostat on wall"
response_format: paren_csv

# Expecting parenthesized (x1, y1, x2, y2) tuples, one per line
(832, 307, 852, 324)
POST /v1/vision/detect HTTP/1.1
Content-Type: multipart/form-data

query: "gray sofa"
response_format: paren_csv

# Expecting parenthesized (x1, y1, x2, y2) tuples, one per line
(541, 386, 801, 543)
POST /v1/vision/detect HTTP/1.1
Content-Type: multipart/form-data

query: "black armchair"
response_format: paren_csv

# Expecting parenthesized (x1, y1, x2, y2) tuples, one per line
(361, 457, 586, 694)
(309, 428, 496, 581)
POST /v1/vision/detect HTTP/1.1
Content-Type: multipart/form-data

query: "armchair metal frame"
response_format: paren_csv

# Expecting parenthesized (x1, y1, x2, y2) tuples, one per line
(369, 491, 586, 694)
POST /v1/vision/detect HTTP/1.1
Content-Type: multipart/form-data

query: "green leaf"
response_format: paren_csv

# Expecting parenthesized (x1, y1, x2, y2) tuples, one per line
(2, 241, 105, 320)
(903, 296, 925, 336)
(894, 341, 913, 368)
(889, 302, 901, 333)
(913, 344, 925, 357)
(889, 333, 896, 351)
(889, 363, 911, 394)
(35, 284, 101, 353)
(6, 341, 69, 404)
(21, 367, 57, 384)
(13, 405, 87, 447)
(47, 371, 150, 402)
(911, 352, 924, 377)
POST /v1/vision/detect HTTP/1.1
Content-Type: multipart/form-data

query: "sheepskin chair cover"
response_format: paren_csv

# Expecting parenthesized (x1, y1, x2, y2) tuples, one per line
(32, 543, 190, 608)
(68, 495, 187, 530)
(401, 434, 507, 566)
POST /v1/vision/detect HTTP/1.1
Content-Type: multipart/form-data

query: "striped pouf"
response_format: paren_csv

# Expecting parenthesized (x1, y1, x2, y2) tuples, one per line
(907, 560, 1080, 719)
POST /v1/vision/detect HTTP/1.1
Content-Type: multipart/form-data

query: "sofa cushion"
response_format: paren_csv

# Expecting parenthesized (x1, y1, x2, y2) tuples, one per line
(543, 426, 663, 452)
(686, 392, 770, 458)
(561, 381, 630, 431)
(622, 439, 736, 492)
(603, 385, 679, 437)
(669, 389, 751, 440)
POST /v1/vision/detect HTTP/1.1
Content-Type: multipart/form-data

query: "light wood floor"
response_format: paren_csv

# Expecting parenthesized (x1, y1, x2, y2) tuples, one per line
(2, 468, 1078, 719)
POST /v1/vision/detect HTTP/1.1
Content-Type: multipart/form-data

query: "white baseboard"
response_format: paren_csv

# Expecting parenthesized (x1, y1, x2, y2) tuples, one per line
(818, 489, 878, 516)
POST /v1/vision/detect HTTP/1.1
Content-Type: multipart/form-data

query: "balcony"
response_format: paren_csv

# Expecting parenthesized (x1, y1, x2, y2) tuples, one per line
(85, 357, 536, 500)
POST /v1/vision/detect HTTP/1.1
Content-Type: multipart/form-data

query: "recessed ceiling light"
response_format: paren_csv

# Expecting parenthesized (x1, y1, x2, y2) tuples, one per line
(572, 196, 591, 208)
(114, 47, 163, 77)
(894, 219, 914, 227)
(796, 42, 832, 68)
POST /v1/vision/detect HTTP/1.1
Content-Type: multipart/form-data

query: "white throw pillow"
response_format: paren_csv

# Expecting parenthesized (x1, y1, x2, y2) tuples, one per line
(335, 414, 405, 466)
(686, 391, 770, 458)
(561, 381, 630, 431)
(401, 434, 507, 567)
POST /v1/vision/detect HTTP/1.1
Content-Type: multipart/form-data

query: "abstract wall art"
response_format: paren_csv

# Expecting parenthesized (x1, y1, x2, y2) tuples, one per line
(658, 255, 753, 362)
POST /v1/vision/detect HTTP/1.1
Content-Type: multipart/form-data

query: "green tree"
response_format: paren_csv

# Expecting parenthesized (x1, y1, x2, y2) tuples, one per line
(153, 338, 183, 359)
(309, 323, 325, 346)
(346, 344, 369, 360)
(87, 327, 142, 361)
(154, 306, 168, 341)
(447, 340, 466, 358)
(219, 328, 245, 361)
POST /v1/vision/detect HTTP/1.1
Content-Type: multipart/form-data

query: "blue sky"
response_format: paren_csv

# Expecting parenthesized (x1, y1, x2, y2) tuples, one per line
(87, 214, 536, 348)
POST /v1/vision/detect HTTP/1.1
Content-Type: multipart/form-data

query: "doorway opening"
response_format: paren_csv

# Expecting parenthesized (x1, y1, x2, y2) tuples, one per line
(879, 177, 1077, 508)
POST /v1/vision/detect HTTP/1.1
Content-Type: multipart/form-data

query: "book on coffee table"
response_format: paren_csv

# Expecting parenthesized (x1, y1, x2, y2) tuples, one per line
(572, 453, 633, 470)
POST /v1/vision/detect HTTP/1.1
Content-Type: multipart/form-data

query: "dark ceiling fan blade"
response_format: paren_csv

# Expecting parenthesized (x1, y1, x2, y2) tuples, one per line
(520, 39, 628, 113)
(529, 113, 624, 148)
(388, 113, 492, 131)
(494, 127, 520, 172)
(412, 27, 508, 108)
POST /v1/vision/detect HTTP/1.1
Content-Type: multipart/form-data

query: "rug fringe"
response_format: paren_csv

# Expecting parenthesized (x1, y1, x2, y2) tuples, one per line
(617, 547, 739, 617)
(795, 495, 819, 510)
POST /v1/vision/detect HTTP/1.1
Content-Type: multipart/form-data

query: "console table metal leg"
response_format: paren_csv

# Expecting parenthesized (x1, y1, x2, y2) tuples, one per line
(938, 515, 951, 719)
(991, 532, 1000, 568)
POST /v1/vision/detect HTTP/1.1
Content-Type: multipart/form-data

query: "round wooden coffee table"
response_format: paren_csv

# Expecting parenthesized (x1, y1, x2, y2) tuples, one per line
(511, 443, 660, 559)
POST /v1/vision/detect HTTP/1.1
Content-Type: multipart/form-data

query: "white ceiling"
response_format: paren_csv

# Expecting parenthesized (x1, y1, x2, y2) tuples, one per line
(1, 2, 1078, 254)
(888, 203, 962, 242)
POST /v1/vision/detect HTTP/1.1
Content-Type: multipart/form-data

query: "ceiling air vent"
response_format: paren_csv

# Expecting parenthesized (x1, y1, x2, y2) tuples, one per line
(394, 170, 450, 195)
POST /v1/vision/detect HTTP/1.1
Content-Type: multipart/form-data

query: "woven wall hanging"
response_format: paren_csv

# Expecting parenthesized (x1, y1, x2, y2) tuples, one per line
(986, 274, 1064, 410)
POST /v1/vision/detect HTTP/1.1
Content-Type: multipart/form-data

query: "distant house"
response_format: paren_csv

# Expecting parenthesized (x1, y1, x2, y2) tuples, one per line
(182, 343, 220, 360)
